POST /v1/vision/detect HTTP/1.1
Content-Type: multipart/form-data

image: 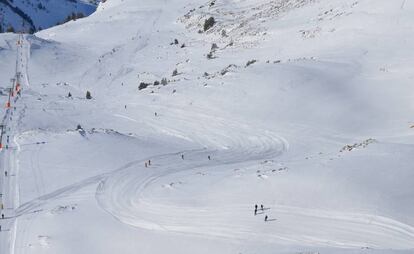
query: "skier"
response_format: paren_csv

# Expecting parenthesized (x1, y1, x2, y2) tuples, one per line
(181, 154, 184, 160)
(5, 171, 7, 177)
(155, 112, 158, 117)
(68, 92, 72, 98)
(124, 105, 127, 109)
(265, 215, 268, 222)
(208, 155, 211, 160)
(1, 214, 4, 219)
(148, 160, 151, 166)
(254, 208, 257, 215)
(145, 162, 148, 168)
(261, 204, 264, 211)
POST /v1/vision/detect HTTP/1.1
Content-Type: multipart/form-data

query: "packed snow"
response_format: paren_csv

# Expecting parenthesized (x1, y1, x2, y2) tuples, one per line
(0, 0, 414, 253)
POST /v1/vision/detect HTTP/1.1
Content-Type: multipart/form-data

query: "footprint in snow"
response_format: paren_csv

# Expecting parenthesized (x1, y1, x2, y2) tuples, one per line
(257, 174, 268, 179)
(50, 204, 77, 215)
(38, 235, 51, 247)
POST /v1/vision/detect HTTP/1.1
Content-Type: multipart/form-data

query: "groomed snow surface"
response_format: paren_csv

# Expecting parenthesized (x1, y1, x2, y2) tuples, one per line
(1, 0, 414, 253)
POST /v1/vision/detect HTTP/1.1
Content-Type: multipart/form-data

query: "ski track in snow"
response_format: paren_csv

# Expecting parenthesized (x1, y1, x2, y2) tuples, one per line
(3, 1, 414, 252)
(95, 108, 414, 249)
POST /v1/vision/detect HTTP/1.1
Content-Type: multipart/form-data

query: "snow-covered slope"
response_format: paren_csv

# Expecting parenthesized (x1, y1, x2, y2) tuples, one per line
(0, 0, 414, 254)
(0, 0, 98, 33)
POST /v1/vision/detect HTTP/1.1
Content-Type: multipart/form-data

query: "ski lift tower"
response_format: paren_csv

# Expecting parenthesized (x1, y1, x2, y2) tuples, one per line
(6, 79, 14, 108)
(15, 72, 21, 92)
(0, 124, 4, 149)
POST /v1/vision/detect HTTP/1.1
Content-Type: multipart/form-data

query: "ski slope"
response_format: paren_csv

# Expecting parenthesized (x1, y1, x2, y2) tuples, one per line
(1, 0, 414, 253)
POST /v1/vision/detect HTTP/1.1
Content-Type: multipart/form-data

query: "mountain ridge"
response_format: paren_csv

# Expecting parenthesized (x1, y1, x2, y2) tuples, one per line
(0, 0, 99, 33)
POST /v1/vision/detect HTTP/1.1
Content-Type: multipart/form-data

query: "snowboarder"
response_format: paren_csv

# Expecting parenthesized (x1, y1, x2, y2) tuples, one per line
(265, 215, 268, 222)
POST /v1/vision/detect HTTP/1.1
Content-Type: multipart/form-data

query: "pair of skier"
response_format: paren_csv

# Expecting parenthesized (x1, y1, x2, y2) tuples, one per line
(254, 204, 268, 221)
(254, 204, 264, 214)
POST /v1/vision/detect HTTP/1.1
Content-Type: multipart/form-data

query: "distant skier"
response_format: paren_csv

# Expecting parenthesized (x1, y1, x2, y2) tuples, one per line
(181, 154, 184, 160)
(261, 204, 264, 211)
(155, 112, 158, 117)
(125, 105, 127, 109)
(148, 160, 151, 166)
(145, 162, 148, 168)
(208, 155, 211, 160)
(5, 171, 7, 177)
(264, 215, 268, 222)
(254, 204, 258, 215)
(68, 92, 72, 98)
(1, 214, 4, 219)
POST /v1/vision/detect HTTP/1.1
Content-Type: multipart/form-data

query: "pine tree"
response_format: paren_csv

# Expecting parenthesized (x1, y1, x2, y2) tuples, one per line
(6, 26, 15, 33)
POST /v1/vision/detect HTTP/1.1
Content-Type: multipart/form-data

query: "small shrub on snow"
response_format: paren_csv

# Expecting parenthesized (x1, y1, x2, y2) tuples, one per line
(203, 17, 215, 31)
(172, 69, 178, 77)
(86, 91, 92, 99)
(161, 78, 168, 86)
(139, 82, 150, 90)
(246, 59, 257, 67)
